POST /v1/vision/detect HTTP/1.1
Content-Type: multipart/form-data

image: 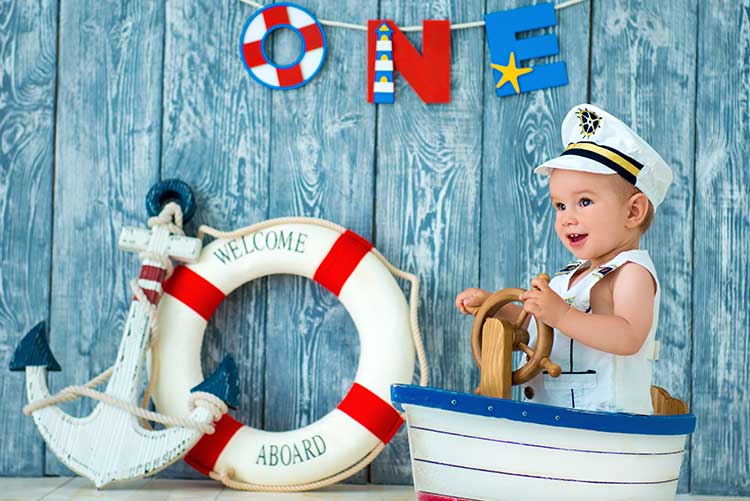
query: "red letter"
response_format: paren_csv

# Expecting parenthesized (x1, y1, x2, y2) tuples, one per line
(367, 20, 450, 104)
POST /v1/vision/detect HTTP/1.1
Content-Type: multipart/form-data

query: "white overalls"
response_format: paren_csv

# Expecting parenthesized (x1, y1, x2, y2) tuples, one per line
(522, 249, 660, 415)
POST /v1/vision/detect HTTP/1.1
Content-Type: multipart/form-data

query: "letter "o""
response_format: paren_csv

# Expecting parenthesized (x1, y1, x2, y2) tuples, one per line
(280, 444, 292, 466)
(266, 230, 278, 250)
(240, 3, 328, 90)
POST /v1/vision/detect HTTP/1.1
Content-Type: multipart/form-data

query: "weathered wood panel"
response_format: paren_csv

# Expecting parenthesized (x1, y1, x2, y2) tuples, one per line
(371, 0, 486, 483)
(45, 0, 165, 475)
(480, 0, 589, 401)
(263, 0, 377, 484)
(0, 0, 58, 476)
(159, 0, 272, 479)
(692, 0, 750, 495)
(1, 0, 749, 494)
(590, 0, 698, 492)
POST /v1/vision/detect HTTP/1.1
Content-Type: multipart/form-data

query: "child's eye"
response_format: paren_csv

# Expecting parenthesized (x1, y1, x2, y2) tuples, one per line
(555, 202, 566, 211)
(579, 198, 592, 207)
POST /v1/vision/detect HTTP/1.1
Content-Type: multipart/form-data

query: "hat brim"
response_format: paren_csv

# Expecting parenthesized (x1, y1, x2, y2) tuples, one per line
(534, 154, 617, 177)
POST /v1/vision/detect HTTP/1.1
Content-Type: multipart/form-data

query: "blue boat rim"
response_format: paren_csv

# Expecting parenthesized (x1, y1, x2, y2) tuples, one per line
(391, 384, 696, 436)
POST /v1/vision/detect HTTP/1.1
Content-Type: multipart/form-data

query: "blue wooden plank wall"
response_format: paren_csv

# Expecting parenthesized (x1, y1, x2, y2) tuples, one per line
(0, 0, 748, 495)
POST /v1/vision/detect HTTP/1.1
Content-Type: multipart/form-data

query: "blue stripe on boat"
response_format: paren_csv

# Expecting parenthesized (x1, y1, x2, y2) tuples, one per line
(411, 426, 685, 455)
(414, 458, 679, 485)
(391, 384, 696, 436)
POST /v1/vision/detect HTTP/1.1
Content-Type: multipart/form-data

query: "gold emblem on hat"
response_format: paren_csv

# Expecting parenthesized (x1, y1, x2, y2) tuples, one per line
(576, 108, 601, 137)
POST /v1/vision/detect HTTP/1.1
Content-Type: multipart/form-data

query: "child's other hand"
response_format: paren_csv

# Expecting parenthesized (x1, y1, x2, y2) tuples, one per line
(455, 288, 490, 315)
(519, 277, 570, 327)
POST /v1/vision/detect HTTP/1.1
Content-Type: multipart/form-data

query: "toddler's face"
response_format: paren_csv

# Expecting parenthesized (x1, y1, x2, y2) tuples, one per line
(548, 169, 634, 260)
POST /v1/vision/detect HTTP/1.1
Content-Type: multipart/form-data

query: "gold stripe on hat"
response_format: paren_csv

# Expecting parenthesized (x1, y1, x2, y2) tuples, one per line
(564, 142, 641, 178)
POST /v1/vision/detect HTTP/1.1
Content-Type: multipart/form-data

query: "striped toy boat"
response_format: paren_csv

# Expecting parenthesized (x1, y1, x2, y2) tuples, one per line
(392, 384, 696, 501)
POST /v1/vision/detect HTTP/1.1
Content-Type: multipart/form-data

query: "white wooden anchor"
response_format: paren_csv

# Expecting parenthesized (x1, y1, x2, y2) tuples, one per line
(10, 209, 238, 488)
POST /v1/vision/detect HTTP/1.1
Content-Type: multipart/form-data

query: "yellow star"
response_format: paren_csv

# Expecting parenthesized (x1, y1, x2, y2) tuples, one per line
(491, 51, 533, 94)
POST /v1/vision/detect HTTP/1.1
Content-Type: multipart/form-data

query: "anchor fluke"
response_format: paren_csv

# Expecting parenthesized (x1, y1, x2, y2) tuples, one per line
(191, 355, 240, 409)
(10, 322, 61, 372)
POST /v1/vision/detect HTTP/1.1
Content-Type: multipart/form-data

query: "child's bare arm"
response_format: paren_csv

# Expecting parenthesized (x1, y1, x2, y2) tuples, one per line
(520, 264, 655, 355)
(557, 265, 655, 354)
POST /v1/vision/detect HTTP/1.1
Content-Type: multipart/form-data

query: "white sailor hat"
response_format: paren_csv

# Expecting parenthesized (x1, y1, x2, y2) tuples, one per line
(535, 104, 673, 209)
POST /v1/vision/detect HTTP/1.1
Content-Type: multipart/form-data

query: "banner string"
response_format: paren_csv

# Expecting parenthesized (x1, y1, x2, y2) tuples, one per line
(238, 0, 587, 32)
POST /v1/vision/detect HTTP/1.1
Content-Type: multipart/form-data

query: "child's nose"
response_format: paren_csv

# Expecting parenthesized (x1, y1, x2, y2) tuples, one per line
(561, 211, 577, 225)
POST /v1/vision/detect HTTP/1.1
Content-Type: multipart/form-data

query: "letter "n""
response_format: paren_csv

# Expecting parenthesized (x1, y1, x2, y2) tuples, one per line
(367, 20, 451, 104)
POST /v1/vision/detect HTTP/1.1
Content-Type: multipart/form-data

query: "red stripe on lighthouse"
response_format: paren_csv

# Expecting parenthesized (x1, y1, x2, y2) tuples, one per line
(139, 265, 166, 283)
(313, 230, 373, 296)
(163, 266, 226, 320)
(185, 414, 243, 476)
(337, 383, 403, 444)
(142, 289, 160, 305)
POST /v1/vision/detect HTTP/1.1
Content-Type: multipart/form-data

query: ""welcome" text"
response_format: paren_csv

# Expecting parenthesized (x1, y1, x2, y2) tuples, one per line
(212, 230, 308, 264)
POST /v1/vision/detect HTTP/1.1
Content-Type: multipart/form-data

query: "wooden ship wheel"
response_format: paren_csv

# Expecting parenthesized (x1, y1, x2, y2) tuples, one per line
(469, 274, 562, 399)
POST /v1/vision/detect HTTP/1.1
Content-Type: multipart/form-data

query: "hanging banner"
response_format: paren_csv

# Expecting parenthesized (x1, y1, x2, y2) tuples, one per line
(238, 1, 577, 101)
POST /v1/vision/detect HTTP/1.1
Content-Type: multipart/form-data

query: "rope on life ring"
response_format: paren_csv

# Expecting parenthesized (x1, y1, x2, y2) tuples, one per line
(152, 217, 428, 491)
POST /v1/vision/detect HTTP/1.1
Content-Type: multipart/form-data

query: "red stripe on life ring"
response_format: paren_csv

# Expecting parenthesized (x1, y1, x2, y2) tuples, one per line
(242, 40, 265, 68)
(185, 414, 244, 475)
(337, 383, 403, 444)
(262, 4, 290, 28)
(277, 65, 304, 87)
(313, 230, 373, 296)
(163, 266, 226, 321)
(299, 23, 324, 51)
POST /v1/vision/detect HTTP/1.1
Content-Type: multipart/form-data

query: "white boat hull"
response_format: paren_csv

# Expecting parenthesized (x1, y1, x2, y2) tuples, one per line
(392, 385, 695, 501)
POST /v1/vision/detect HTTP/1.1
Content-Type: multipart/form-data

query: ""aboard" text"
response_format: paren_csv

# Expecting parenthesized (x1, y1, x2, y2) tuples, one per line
(255, 435, 327, 467)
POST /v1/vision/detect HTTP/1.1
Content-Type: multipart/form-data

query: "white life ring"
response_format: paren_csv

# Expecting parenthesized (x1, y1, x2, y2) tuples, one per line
(240, 3, 327, 90)
(152, 220, 416, 487)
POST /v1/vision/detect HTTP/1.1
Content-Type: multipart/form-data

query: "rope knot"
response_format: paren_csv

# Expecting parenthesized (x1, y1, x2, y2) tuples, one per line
(147, 201, 185, 236)
(188, 391, 229, 432)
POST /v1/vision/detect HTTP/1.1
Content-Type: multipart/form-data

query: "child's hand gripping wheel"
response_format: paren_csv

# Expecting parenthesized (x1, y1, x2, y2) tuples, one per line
(468, 274, 561, 399)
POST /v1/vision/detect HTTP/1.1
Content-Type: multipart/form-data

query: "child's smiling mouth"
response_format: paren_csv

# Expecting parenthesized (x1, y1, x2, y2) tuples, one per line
(567, 233, 588, 247)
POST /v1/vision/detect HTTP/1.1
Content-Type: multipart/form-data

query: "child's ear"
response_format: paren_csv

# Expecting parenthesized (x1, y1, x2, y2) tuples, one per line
(625, 192, 649, 228)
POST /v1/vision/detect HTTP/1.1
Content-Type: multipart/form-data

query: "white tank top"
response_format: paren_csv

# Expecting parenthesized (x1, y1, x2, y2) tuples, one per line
(522, 249, 660, 415)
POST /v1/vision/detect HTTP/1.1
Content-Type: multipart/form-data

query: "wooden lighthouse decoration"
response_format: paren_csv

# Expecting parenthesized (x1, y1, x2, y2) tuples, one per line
(372, 22, 395, 104)
(367, 20, 450, 104)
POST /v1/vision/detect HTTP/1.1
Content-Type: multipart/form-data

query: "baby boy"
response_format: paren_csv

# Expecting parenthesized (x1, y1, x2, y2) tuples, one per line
(455, 104, 672, 415)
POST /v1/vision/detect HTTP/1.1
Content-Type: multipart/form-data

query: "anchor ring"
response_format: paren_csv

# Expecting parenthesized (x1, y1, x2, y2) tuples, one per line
(146, 179, 197, 223)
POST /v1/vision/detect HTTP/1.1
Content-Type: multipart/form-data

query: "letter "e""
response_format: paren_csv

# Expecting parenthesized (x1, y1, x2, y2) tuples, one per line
(484, 2, 568, 96)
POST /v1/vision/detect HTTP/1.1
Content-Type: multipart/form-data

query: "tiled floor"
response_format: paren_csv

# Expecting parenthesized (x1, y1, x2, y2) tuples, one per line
(0, 477, 746, 500)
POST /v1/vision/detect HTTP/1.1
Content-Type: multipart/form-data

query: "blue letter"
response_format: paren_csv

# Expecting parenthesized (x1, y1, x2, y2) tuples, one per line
(484, 3, 568, 97)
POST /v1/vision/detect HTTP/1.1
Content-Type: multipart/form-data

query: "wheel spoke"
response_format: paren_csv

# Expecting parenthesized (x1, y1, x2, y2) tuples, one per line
(514, 309, 528, 328)
(516, 342, 535, 359)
